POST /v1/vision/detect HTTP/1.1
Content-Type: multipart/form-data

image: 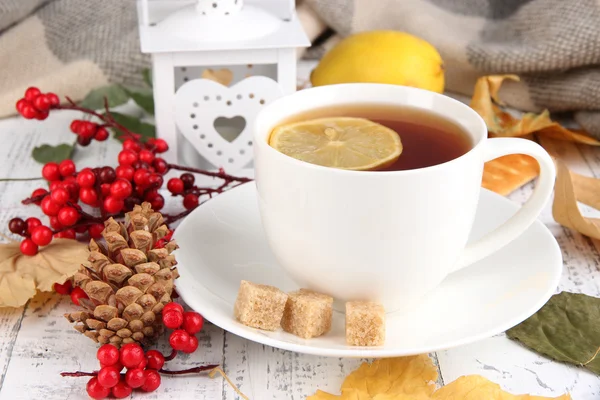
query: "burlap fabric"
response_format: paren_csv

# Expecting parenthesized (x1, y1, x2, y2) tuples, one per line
(1, 0, 599, 136)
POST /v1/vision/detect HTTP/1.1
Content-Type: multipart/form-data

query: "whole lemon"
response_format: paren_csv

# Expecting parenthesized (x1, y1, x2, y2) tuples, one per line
(310, 31, 445, 93)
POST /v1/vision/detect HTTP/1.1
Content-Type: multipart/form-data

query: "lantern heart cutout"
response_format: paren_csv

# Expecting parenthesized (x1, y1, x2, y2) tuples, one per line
(175, 76, 284, 171)
(214, 116, 246, 142)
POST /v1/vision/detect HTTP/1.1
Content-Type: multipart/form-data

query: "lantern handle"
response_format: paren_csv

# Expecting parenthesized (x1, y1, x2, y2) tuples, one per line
(139, 0, 150, 26)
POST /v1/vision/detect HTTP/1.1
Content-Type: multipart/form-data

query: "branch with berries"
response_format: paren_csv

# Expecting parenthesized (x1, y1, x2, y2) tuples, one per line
(7, 86, 252, 257)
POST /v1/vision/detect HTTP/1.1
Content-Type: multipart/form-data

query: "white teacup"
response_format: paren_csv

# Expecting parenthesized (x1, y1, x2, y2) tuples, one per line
(253, 83, 555, 312)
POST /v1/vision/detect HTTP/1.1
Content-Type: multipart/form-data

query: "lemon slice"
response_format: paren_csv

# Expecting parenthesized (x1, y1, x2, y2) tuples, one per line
(268, 117, 402, 171)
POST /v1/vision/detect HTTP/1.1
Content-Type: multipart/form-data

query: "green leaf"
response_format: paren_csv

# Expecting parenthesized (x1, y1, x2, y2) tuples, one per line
(122, 86, 154, 115)
(142, 68, 152, 88)
(80, 85, 130, 110)
(506, 291, 600, 375)
(107, 112, 156, 142)
(32, 143, 74, 164)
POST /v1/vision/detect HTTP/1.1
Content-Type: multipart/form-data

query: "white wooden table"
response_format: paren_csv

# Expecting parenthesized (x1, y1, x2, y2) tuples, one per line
(2, 71, 600, 399)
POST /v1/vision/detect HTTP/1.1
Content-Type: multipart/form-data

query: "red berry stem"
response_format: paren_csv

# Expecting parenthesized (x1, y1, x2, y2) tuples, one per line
(22, 192, 49, 205)
(163, 208, 196, 225)
(163, 348, 178, 362)
(158, 364, 219, 375)
(166, 164, 252, 184)
(0, 177, 44, 182)
(61, 364, 219, 378)
(61, 371, 98, 377)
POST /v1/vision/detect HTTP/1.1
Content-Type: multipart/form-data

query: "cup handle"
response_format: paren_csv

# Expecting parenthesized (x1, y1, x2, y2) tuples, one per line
(452, 137, 556, 273)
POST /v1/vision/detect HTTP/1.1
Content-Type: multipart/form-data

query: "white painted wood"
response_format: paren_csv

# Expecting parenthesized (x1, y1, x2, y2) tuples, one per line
(1, 62, 600, 399)
(152, 53, 178, 163)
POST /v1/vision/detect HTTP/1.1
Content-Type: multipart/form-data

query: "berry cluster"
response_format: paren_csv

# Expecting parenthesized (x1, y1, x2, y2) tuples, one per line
(53, 279, 90, 306)
(11, 86, 250, 258)
(70, 120, 109, 146)
(162, 303, 204, 354)
(15, 87, 59, 120)
(87, 343, 165, 399)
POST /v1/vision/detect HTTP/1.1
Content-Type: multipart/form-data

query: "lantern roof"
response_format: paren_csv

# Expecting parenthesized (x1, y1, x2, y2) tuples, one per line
(137, 0, 310, 54)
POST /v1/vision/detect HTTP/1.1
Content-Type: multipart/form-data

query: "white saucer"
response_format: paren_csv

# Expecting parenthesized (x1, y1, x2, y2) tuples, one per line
(173, 182, 562, 358)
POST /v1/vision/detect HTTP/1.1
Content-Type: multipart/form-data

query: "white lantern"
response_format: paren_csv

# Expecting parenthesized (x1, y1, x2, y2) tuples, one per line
(136, 0, 310, 170)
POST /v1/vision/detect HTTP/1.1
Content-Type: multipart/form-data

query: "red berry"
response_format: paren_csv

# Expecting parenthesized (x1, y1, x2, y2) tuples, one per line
(137, 357, 148, 370)
(79, 187, 98, 206)
(16, 99, 29, 114)
(24, 87, 41, 101)
(34, 110, 49, 120)
(88, 223, 104, 239)
(169, 329, 191, 351)
(183, 194, 199, 210)
(86, 377, 110, 400)
(70, 120, 82, 134)
(116, 165, 135, 181)
(122, 139, 142, 152)
(97, 344, 120, 366)
(111, 381, 132, 399)
(20, 238, 38, 256)
(76, 168, 96, 188)
(50, 188, 69, 205)
(153, 138, 169, 153)
(31, 188, 48, 204)
(167, 178, 184, 194)
(31, 225, 52, 246)
(25, 217, 42, 233)
(145, 350, 165, 370)
(120, 343, 145, 369)
(147, 174, 163, 188)
(180, 173, 195, 189)
(57, 206, 79, 226)
(99, 167, 116, 184)
(163, 302, 184, 314)
(182, 335, 199, 354)
(97, 365, 121, 388)
(8, 218, 26, 235)
(79, 121, 97, 139)
(75, 225, 88, 234)
(33, 94, 51, 112)
(133, 169, 150, 186)
(41, 196, 61, 216)
(54, 229, 76, 239)
(103, 196, 124, 214)
(19, 103, 37, 119)
(118, 150, 138, 166)
(53, 279, 72, 295)
(46, 92, 59, 106)
(182, 312, 204, 335)
(70, 286, 88, 305)
(153, 158, 168, 174)
(140, 370, 161, 392)
(58, 159, 76, 177)
(162, 310, 184, 329)
(139, 149, 155, 164)
(42, 162, 61, 181)
(49, 216, 63, 230)
(100, 183, 111, 197)
(125, 368, 146, 389)
(77, 135, 92, 146)
(147, 193, 164, 211)
(95, 127, 109, 141)
(109, 179, 132, 199)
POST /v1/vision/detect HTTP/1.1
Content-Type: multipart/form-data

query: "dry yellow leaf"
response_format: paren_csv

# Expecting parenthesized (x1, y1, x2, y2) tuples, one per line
(0, 239, 88, 308)
(552, 159, 600, 240)
(307, 355, 437, 400)
(201, 68, 234, 86)
(308, 356, 570, 400)
(432, 375, 570, 400)
(470, 75, 600, 145)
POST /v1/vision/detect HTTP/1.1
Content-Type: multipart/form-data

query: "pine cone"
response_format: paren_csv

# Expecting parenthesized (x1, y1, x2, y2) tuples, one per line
(65, 203, 179, 348)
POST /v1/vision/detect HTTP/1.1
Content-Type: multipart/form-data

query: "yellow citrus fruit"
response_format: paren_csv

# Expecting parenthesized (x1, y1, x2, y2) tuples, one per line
(268, 117, 402, 171)
(310, 31, 444, 93)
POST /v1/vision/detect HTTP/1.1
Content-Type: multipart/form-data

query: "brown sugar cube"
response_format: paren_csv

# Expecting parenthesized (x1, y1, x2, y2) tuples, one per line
(345, 301, 386, 346)
(234, 280, 288, 331)
(281, 289, 333, 339)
